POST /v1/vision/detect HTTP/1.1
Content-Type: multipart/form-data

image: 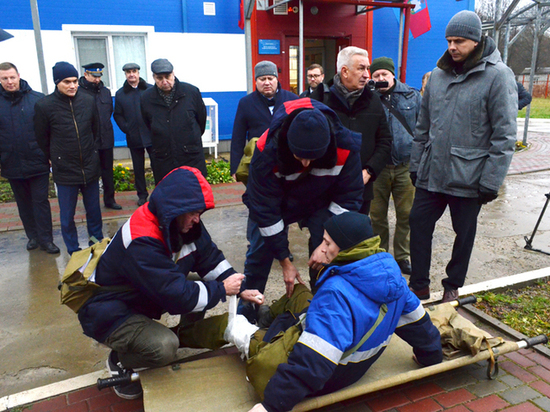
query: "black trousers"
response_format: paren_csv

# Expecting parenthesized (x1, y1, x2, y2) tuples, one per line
(9, 174, 53, 245)
(98, 148, 116, 206)
(409, 188, 482, 291)
(129, 146, 153, 200)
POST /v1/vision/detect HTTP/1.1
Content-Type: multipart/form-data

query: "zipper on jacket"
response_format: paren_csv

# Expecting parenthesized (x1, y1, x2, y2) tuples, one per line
(69, 99, 87, 183)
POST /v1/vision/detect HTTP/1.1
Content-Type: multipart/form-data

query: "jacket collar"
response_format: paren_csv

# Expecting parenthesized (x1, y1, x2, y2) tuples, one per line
(437, 36, 499, 75)
(123, 77, 148, 93)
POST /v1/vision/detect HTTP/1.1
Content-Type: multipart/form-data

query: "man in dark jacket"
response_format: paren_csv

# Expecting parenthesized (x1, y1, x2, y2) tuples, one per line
(34, 61, 103, 255)
(0, 62, 59, 253)
(230, 60, 298, 177)
(311, 46, 392, 215)
(241, 98, 364, 315)
(78, 62, 121, 210)
(141, 58, 207, 183)
(369, 57, 422, 276)
(299, 63, 329, 98)
(114, 63, 153, 206)
(517, 81, 532, 110)
(78, 166, 261, 400)
(409, 11, 517, 302)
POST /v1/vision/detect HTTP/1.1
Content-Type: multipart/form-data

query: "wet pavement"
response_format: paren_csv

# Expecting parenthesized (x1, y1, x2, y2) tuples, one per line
(1, 120, 550, 409)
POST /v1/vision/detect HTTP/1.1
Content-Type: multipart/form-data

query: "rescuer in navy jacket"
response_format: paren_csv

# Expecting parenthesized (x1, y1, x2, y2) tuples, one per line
(241, 98, 364, 314)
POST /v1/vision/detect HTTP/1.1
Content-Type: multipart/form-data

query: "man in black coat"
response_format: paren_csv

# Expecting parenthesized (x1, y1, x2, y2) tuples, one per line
(34, 61, 104, 255)
(311, 46, 392, 214)
(79, 62, 121, 210)
(0, 62, 59, 253)
(114, 63, 153, 206)
(141, 58, 207, 184)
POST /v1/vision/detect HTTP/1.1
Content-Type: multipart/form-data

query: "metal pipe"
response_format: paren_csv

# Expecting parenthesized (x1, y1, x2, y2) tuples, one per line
(523, 3, 542, 146)
(30, 0, 48, 95)
(397, 8, 404, 74)
(299, 0, 304, 94)
(399, 7, 411, 83)
(502, 22, 510, 64)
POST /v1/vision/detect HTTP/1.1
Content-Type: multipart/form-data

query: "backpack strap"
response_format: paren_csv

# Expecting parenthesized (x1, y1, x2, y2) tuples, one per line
(342, 303, 388, 359)
(380, 98, 415, 138)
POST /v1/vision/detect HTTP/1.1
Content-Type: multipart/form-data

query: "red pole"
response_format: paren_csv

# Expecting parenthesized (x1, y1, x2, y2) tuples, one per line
(545, 74, 549, 98)
(400, 7, 411, 83)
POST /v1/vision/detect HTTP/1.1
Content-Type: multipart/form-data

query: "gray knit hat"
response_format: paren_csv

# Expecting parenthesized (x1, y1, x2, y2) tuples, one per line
(445, 10, 482, 42)
(255, 61, 278, 79)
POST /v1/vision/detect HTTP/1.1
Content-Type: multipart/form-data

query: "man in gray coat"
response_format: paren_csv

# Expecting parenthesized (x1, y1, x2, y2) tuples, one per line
(408, 10, 517, 303)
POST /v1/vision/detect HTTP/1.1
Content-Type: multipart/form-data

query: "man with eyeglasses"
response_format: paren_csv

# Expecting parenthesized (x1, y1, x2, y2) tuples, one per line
(299, 64, 328, 98)
(230, 61, 297, 178)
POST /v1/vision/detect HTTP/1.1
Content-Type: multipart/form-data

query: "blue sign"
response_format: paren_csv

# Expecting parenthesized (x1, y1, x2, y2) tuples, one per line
(259, 39, 280, 55)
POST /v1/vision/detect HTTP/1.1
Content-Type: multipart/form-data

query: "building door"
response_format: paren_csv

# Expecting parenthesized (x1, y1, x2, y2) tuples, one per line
(285, 36, 349, 95)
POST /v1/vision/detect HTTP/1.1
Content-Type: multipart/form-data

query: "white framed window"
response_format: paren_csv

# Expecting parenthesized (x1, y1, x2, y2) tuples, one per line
(64, 25, 154, 92)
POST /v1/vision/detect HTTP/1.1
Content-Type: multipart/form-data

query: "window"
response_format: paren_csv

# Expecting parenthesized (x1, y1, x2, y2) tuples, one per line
(74, 33, 147, 91)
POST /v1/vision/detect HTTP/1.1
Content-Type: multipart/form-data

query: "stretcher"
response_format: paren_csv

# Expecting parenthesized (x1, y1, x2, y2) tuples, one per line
(98, 297, 548, 412)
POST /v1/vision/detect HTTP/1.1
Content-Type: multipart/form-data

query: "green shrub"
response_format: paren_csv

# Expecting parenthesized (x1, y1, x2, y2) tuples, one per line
(113, 164, 135, 192)
(206, 159, 234, 185)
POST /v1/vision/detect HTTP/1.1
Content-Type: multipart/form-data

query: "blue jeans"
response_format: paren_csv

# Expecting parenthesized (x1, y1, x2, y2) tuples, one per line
(56, 180, 104, 254)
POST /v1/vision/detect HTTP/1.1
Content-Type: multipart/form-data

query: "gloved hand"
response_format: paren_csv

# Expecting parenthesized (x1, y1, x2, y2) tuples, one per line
(410, 172, 417, 187)
(478, 187, 498, 205)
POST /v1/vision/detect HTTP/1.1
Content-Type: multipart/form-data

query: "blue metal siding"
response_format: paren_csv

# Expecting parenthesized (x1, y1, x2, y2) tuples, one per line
(372, 1, 474, 90)
(1, 0, 241, 34)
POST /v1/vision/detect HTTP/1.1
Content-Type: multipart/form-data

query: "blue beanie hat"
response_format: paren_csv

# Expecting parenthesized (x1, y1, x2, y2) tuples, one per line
(445, 10, 482, 42)
(324, 212, 374, 250)
(52, 62, 79, 85)
(287, 109, 330, 160)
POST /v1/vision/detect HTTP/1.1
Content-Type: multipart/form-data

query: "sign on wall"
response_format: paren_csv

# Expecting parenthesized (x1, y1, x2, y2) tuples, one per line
(259, 39, 280, 55)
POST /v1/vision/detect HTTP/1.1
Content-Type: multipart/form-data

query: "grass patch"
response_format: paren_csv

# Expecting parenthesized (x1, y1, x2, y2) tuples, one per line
(518, 97, 550, 119)
(474, 281, 550, 349)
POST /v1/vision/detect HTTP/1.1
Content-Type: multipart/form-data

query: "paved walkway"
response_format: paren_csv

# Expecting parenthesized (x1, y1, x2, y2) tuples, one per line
(0, 120, 549, 233)
(3, 120, 550, 411)
(17, 308, 550, 412)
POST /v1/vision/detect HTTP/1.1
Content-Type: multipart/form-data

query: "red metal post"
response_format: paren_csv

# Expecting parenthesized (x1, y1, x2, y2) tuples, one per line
(400, 7, 411, 83)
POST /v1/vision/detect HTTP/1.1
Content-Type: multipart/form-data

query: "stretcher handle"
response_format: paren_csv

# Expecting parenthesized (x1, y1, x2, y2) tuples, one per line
(522, 334, 548, 348)
(97, 373, 139, 390)
(448, 295, 478, 308)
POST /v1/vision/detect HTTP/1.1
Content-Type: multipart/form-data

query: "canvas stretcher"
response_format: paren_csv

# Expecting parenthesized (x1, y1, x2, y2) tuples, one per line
(136, 300, 547, 412)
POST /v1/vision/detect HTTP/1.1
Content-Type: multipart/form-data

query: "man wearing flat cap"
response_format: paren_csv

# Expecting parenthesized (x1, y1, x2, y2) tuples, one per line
(230, 60, 297, 177)
(79, 62, 121, 210)
(114, 63, 153, 206)
(140, 58, 207, 183)
(408, 10, 517, 303)
(239, 98, 364, 321)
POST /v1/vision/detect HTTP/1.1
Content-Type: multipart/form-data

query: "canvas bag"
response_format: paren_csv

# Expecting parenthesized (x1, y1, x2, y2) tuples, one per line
(235, 137, 260, 185)
(59, 238, 113, 313)
(245, 304, 387, 399)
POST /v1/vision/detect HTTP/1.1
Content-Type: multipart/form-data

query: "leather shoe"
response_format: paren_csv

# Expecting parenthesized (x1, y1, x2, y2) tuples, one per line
(409, 286, 430, 300)
(397, 259, 412, 275)
(137, 198, 147, 206)
(26, 238, 38, 250)
(105, 203, 122, 210)
(41, 241, 60, 254)
(442, 289, 459, 303)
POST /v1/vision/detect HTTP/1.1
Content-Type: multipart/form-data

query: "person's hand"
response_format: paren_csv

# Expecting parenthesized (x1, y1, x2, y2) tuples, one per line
(410, 172, 417, 187)
(222, 273, 245, 296)
(248, 403, 268, 412)
(362, 169, 371, 185)
(478, 188, 498, 205)
(308, 243, 327, 272)
(280, 258, 306, 298)
(232, 173, 237, 181)
(240, 289, 264, 305)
